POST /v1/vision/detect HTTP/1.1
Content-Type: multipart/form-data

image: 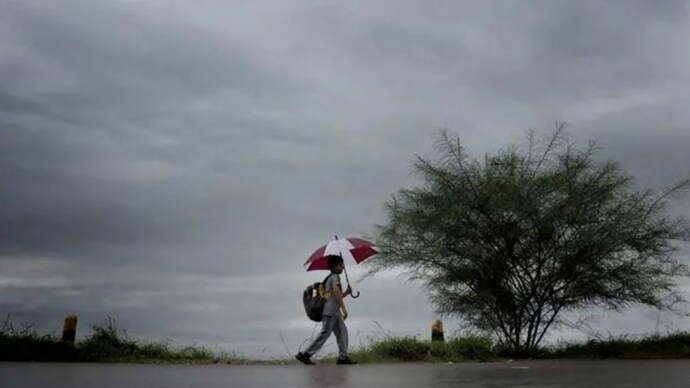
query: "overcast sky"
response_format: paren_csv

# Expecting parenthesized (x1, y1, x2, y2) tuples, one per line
(2, 0, 690, 359)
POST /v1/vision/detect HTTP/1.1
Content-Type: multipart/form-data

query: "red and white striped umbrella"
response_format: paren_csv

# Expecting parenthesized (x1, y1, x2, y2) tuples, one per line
(304, 236, 378, 272)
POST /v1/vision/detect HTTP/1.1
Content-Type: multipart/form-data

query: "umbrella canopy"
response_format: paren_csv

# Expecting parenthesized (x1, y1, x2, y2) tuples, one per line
(304, 236, 378, 271)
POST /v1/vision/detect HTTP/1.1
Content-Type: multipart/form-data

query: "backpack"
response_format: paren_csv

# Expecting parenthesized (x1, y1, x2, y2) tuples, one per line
(302, 274, 334, 322)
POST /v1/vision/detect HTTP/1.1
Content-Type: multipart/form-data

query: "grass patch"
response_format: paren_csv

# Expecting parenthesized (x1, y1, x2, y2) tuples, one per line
(0, 322, 80, 362)
(1, 316, 246, 363)
(550, 332, 690, 359)
(3, 315, 689, 363)
(318, 333, 497, 364)
(314, 331, 690, 363)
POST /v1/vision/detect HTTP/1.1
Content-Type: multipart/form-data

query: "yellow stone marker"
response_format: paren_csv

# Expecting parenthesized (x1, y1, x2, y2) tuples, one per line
(62, 315, 78, 345)
(431, 319, 444, 342)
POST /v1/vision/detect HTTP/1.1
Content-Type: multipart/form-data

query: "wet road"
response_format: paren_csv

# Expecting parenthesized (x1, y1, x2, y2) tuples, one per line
(1, 360, 689, 388)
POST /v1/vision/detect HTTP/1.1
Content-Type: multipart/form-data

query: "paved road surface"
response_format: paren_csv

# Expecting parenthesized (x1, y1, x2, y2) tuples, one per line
(1, 360, 689, 388)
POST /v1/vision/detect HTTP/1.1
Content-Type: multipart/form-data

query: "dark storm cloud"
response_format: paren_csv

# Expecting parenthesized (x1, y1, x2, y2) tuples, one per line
(1, 0, 689, 357)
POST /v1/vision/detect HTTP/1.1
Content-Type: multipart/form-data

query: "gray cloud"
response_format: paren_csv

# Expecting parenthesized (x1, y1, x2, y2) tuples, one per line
(2, 0, 690, 358)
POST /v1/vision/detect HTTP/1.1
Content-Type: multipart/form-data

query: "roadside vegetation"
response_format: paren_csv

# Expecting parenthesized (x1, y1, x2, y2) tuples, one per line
(1, 316, 245, 363)
(3, 316, 689, 363)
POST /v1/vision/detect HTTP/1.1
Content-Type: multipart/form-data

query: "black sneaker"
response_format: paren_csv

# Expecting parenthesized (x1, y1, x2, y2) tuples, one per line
(295, 352, 315, 365)
(336, 357, 357, 365)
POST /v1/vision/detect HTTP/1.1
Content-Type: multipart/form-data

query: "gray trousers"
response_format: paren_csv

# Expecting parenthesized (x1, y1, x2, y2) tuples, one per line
(305, 314, 349, 359)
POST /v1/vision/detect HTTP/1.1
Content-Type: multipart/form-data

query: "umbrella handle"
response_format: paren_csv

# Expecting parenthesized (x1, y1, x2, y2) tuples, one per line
(342, 264, 360, 299)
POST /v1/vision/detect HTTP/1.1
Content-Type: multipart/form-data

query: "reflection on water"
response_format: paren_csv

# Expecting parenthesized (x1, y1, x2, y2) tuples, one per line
(307, 365, 350, 388)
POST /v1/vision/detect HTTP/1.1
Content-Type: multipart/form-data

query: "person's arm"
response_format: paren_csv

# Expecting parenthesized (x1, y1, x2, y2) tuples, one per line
(333, 278, 348, 319)
(343, 284, 352, 297)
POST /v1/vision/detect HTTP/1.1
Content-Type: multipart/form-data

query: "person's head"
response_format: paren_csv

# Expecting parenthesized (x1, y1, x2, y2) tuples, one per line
(326, 255, 344, 274)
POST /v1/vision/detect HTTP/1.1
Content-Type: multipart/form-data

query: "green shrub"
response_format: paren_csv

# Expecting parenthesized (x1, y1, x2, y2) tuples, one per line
(447, 334, 495, 360)
(1, 316, 244, 363)
(552, 332, 690, 359)
(369, 336, 431, 361)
